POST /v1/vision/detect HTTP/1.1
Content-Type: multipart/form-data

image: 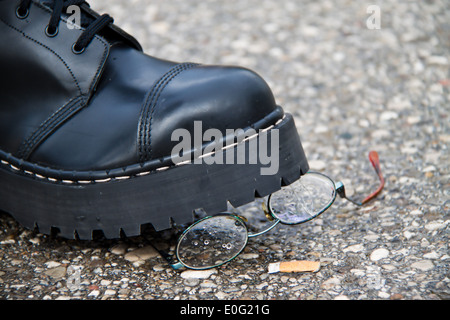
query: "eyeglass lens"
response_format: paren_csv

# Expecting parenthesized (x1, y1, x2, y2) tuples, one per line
(269, 172, 336, 224)
(176, 215, 248, 270)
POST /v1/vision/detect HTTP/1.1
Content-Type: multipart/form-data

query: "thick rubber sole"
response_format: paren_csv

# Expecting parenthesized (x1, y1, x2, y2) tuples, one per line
(0, 113, 308, 240)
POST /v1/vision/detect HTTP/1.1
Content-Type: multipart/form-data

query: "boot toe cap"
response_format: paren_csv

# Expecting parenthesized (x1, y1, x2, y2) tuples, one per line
(146, 64, 280, 160)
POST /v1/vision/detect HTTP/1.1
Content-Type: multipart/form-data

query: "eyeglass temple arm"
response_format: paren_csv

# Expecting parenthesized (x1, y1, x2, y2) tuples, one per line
(335, 181, 362, 206)
(361, 150, 385, 204)
(336, 151, 385, 206)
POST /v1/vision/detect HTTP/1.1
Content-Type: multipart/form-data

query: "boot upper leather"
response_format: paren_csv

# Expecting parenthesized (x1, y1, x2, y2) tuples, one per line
(0, 0, 280, 173)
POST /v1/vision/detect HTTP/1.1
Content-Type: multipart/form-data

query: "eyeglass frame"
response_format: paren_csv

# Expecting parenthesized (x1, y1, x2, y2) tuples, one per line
(150, 151, 385, 270)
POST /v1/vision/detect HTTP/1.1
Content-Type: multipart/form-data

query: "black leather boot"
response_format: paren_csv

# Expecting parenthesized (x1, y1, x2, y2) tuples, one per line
(0, 0, 309, 239)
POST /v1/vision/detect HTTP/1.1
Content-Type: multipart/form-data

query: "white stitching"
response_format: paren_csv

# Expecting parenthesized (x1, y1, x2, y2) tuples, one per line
(0, 115, 286, 185)
(175, 160, 191, 166)
(114, 176, 131, 180)
(136, 171, 150, 177)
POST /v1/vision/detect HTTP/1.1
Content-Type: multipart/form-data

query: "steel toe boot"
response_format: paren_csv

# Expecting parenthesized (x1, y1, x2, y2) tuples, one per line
(0, 0, 309, 239)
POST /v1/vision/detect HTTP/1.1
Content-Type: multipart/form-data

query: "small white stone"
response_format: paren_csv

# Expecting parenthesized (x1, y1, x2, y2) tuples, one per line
(0, 239, 15, 244)
(364, 234, 380, 242)
(422, 165, 437, 172)
(124, 246, 159, 262)
(240, 253, 259, 260)
(406, 116, 421, 125)
(93, 267, 102, 274)
(45, 261, 61, 268)
(350, 269, 365, 277)
(215, 291, 228, 299)
(411, 260, 434, 271)
(313, 125, 329, 134)
(104, 289, 116, 296)
(387, 96, 412, 110)
(44, 266, 66, 279)
(255, 282, 269, 290)
(152, 265, 165, 272)
(423, 252, 439, 259)
(343, 244, 364, 253)
(427, 55, 448, 66)
(401, 146, 418, 154)
(425, 221, 446, 231)
(380, 111, 398, 121)
(110, 243, 128, 255)
(371, 129, 391, 139)
(88, 290, 100, 297)
(200, 280, 217, 288)
(378, 292, 390, 299)
(403, 230, 414, 240)
(308, 160, 326, 170)
(29, 237, 40, 244)
(123, 253, 139, 262)
(100, 280, 111, 286)
(370, 248, 389, 261)
(321, 276, 340, 289)
(180, 269, 217, 280)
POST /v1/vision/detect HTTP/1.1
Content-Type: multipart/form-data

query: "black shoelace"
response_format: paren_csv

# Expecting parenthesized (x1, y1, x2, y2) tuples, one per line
(17, 0, 113, 53)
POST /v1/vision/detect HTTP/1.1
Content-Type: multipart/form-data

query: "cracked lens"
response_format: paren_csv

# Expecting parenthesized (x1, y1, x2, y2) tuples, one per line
(177, 215, 248, 269)
(270, 173, 336, 224)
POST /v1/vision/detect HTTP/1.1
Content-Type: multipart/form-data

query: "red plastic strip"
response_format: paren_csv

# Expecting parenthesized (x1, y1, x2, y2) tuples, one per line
(361, 151, 385, 204)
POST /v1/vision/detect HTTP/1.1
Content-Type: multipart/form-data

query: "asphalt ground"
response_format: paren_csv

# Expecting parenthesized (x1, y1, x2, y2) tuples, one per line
(0, 0, 449, 303)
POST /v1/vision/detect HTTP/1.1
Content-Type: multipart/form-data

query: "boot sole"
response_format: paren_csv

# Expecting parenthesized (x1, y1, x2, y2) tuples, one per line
(0, 113, 308, 240)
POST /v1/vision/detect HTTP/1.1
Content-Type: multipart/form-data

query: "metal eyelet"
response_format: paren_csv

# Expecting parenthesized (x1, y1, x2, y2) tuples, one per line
(71, 43, 85, 54)
(45, 25, 59, 38)
(15, 6, 29, 19)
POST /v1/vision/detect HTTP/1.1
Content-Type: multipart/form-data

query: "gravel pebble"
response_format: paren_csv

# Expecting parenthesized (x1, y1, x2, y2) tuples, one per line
(411, 260, 434, 271)
(180, 270, 217, 280)
(370, 248, 390, 261)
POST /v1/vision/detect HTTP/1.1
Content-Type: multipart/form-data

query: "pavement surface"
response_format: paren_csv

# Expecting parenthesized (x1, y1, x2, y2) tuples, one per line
(0, 0, 449, 300)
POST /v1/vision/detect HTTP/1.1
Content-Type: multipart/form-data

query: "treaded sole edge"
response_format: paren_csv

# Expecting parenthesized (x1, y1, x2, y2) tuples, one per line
(0, 113, 308, 239)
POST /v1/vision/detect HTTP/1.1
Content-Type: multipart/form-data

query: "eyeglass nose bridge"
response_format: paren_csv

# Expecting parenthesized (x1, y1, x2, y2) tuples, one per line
(247, 219, 280, 238)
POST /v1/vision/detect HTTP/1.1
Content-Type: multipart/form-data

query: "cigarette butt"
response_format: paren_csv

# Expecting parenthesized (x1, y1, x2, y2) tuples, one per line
(268, 260, 321, 274)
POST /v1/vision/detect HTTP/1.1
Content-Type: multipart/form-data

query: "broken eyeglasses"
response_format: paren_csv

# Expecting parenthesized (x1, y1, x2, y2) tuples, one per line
(152, 151, 385, 270)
